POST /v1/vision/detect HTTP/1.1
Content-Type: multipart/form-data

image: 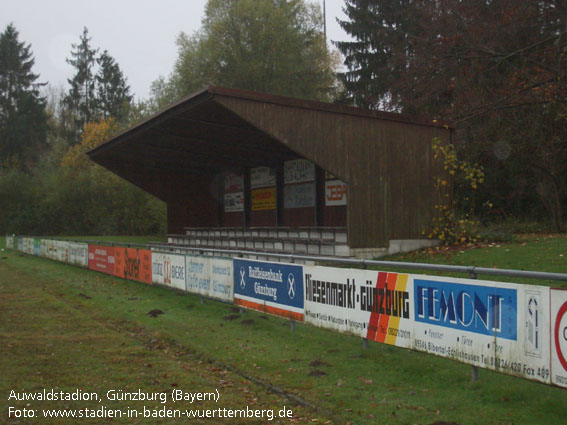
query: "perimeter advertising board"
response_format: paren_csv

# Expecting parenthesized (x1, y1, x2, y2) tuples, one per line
(114, 247, 152, 283)
(551, 288, 567, 388)
(186, 255, 233, 302)
(33, 238, 41, 256)
(68, 242, 88, 267)
(304, 265, 551, 384)
(5, 235, 13, 249)
(56, 240, 69, 263)
(152, 251, 186, 291)
(234, 259, 303, 320)
(88, 245, 115, 275)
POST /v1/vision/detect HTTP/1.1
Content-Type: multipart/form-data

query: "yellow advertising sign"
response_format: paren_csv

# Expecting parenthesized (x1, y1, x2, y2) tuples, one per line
(252, 188, 276, 211)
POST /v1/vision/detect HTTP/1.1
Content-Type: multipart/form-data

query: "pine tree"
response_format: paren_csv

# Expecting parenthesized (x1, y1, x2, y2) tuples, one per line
(0, 23, 47, 168)
(335, 0, 419, 110)
(64, 27, 98, 142)
(95, 50, 132, 122)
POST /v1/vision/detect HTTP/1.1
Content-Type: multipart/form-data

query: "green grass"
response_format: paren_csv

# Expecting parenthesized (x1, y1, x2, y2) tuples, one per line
(2, 234, 567, 424)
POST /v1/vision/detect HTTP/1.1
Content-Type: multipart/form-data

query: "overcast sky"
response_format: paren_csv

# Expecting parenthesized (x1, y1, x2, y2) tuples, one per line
(2, 0, 352, 101)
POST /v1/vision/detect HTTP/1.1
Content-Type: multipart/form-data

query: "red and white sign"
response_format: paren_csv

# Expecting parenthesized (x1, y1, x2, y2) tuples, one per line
(325, 180, 347, 206)
(551, 288, 567, 387)
(88, 245, 115, 275)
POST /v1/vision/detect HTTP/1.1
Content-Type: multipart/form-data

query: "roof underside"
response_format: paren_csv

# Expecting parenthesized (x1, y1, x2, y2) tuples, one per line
(88, 89, 304, 177)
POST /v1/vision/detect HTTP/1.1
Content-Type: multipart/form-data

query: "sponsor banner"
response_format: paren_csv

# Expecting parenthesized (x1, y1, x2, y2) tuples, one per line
(44, 239, 58, 260)
(40, 239, 49, 258)
(186, 255, 233, 302)
(251, 187, 276, 211)
(225, 173, 244, 193)
(284, 183, 315, 209)
(56, 240, 69, 263)
(251, 166, 276, 189)
(33, 238, 42, 256)
(284, 159, 315, 184)
(114, 248, 152, 283)
(224, 192, 244, 212)
(234, 259, 304, 320)
(325, 180, 347, 206)
(68, 242, 88, 268)
(551, 288, 567, 388)
(304, 265, 551, 384)
(152, 251, 187, 291)
(88, 245, 115, 275)
(23, 237, 34, 255)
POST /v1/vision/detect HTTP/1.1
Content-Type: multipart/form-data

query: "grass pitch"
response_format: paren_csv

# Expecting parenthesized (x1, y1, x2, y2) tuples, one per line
(1, 235, 566, 424)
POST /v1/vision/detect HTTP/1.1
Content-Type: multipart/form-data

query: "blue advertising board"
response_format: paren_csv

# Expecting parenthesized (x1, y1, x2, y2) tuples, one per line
(233, 259, 304, 320)
(414, 278, 518, 340)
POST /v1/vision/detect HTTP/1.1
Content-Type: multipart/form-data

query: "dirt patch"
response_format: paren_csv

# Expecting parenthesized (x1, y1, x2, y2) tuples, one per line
(78, 293, 92, 299)
(308, 369, 327, 377)
(241, 319, 254, 326)
(230, 307, 241, 313)
(259, 315, 269, 320)
(147, 309, 164, 317)
(223, 315, 240, 321)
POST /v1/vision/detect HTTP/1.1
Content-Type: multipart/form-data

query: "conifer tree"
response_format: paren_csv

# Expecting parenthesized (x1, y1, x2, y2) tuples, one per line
(0, 23, 47, 168)
(64, 27, 98, 142)
(95, 50, 132, 122)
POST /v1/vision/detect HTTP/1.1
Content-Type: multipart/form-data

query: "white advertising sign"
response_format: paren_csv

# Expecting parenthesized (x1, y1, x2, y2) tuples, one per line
(325, 180, 347, 206)
(186, 255, 233, 302)
(224, 192, 244, 212)
(56, 240, 69, 263)
(304, 265, 552, 384)
(68, 242, 89, 267)
(284, 159, 315, 184)
(284, 183, 315, 209)
(251, 167, 276, 189)
(152, 252, 187, 291)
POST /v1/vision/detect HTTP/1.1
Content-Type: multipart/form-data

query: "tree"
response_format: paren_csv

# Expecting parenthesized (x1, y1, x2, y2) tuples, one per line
(337, 0, 567, 231)
(64, 27, 98, 142)
(0, 23, 47, 168)
(95, 50, 132, 122)
(153, 0, 337, 106)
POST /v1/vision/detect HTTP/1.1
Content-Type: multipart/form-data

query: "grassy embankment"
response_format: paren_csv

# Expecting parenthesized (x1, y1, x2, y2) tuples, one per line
(1, 234, 566, 425)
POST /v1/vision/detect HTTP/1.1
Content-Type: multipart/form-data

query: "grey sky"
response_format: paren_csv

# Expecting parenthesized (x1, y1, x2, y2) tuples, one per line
(1, 0, 351, 101)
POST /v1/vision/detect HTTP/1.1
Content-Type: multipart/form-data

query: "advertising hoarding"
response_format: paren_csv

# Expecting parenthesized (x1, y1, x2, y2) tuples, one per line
(251, 188, 276, 211)
(68, 242, 89, 267)
(186, 255, 233, 302)
(304, 265, 551, 384)
(284, 183, 315, 209)
(114, 247, 152, 283)
(234, 259, 304, 320)
(284, 159, 314, 184)
(152, 251, 187, 291)
(325, 180, 347, 206)
(251, 166, 276, 188)
(88, 245, 115, 275)
(551, 288, 567, 388)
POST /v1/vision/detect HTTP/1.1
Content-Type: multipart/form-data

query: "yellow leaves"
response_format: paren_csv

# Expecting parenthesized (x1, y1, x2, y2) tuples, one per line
(61, 118, 118, 170)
